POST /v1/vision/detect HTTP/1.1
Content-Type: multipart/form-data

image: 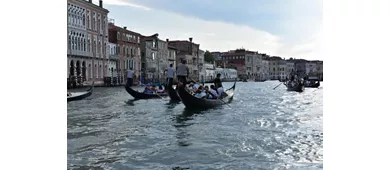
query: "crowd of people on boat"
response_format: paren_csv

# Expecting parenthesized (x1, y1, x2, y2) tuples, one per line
(285, 74, 320, 87)
(125, 59, 228, 98)
(142, 85, 166, 94)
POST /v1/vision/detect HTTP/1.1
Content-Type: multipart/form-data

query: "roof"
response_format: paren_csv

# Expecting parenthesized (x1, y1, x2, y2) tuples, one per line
(168, 46, 177, 50)
(108, 23, 141, 35)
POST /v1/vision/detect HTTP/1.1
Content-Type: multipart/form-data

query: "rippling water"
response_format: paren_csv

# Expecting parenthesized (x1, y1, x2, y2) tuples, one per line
(67, 81, 323, 170)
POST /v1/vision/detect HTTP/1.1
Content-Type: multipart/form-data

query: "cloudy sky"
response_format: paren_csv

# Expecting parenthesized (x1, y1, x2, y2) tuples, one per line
(94, 0, 323, 60)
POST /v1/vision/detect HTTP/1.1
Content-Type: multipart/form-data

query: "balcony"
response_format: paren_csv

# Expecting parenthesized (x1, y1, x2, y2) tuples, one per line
(109, 54, 120, 60)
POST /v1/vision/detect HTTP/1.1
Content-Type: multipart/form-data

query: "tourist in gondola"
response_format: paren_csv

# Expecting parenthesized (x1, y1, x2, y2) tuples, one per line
(176, 60, 189, 86)
(213, 73, 224, 97)
(156, 85, 165, 93)
(143, 86, 154, 94)
(209, 85, 220, 98)
(194, 86, 207, 98)
(126, 68, 134, 87)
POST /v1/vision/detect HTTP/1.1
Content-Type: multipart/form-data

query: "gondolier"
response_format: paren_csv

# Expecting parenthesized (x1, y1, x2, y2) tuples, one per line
(127, 68, 134, 87)
(176, 60, 189, 86)
(165, 63, 175, 87)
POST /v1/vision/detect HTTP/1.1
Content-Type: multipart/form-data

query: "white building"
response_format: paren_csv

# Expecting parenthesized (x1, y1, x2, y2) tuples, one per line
(67, 0, 109, 86)
(260, 60, 269, 81)
(204, 63, 215, 82)
(286, 61, 295, 78)
(215, 68, 225, 79)
(223, 68, 238, 80)
(198, 49, 206, 82)
(108, 42, 119, 78)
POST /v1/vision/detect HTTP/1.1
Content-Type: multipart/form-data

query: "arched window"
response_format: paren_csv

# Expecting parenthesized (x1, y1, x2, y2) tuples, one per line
(68, 35, 71, 50)
(82, 38, 85, 51)
(71, 37, 74, 50)
(95, 64, 98, 78)
(77, 37, 81, 50)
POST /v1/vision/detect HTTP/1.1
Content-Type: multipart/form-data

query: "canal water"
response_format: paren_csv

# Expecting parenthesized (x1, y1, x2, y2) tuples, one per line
(67, 81, 323, 170)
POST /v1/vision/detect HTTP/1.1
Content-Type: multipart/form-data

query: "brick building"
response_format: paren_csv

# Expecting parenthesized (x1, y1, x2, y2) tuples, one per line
(108, 22, 141, 84)
(67, 0, 109, 86)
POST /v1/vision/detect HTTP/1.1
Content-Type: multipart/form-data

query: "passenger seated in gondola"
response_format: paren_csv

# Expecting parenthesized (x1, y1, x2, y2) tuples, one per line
(143, 87, 154, 94)
(209, 85, 220, 98)
(194, 86, 207, 98)
(204, 85, 218, 99)
(157, 85, 165, 93)
(67, 92, 72, 97)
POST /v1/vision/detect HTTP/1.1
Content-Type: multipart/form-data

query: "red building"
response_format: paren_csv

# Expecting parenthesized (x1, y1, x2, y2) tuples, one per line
(221, 49, 247, 78)
(108, 23, 142, 84)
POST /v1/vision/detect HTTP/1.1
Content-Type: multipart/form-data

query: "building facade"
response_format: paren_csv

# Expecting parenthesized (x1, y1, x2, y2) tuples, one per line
(107, 42, 119, 79)
(108, 23, 141, 84)
(140, 34, 159, 83)
(260, 60, 269, 81)
(198, 49, 206, 82)
(220, 49, 246, 78)
(168, 38, 200, 80)
(244, 51, 262, 80)
(67, 0, 109, 86)
(204, 63, 215, 82)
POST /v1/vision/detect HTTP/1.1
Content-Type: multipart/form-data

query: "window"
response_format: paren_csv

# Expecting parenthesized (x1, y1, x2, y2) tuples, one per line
(97, 14, 101, 33)
(87, 10, 90, 29)
(117, 32, 120, 40)
(152, 52, 155, 60)
(103, 16, 106, 35)
(92, 12, 96, 30)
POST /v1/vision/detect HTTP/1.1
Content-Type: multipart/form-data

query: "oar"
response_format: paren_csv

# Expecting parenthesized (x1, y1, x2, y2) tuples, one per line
(273, 83, 283, 90)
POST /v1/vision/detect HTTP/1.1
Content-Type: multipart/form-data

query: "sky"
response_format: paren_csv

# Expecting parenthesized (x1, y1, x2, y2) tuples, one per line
(93, 0, 323, 60)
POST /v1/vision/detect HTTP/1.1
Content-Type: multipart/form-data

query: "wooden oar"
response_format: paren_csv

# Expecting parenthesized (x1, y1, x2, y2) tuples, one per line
(273, 83, 283, 90)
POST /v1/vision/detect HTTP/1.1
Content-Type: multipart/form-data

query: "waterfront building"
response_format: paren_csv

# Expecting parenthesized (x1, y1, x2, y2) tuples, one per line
(140, 34, 159, 83)
(67, 0, 109, 86)
(108, 22, 141, 84)
(220, 49, 246, 79)
(267, 56, 283, 80)
(260, 60, 270, 81)
(198, 49, 206, 82)
(204, 63, 215, 82)
(168, 38, 200, 80)
(107, 42, 119, 83)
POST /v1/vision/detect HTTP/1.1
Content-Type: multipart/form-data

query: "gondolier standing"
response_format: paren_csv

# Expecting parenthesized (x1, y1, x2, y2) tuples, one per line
(126, 68, 134, 87)
(176, 60, 189, 86)
(165, 63, 175, 87)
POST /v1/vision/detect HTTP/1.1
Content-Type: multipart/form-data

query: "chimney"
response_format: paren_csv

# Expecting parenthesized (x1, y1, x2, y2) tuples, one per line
(99, 0, 103, 7)
(189, 37, 193, 42)
(123, 26, 127, 30)
(166, 39, 169, 42)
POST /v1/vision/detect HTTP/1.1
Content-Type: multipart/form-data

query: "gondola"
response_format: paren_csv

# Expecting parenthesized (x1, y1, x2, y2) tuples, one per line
(304, 77, 320, 88)
(177, 81, 236, 109)
(284, 81, 305, 92)
(167, 84, 181, 101)
(125, 84, 168, 100)
(67, 82, 94, 102)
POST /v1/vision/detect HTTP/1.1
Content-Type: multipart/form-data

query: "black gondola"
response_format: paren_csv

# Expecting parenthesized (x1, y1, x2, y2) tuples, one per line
(304, 77, 320, 88)
(284, 81, 305, 92)
(167, 84, 181, 101)
(177, 81, 236, 109)
(67, 82, 94, 102)
(125, 84, 168, 100)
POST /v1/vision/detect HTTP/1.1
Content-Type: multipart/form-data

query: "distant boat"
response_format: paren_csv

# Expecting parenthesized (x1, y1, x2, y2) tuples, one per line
(304, 77, 321, 88)
(125, 84, 168, 100)
(284, 80, 305, 92)
(67, 82, 94, 102)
